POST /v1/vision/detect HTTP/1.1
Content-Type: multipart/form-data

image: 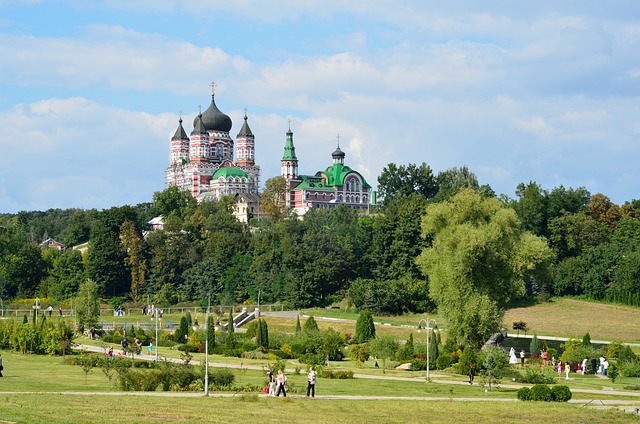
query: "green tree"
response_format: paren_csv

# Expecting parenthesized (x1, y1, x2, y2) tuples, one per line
(87, 206, 137, 297)
(303, 315, 319, 332)
(207, 314, 216, 348)
(75, 279, 100, 331)
(295, 316, 302, 334)
(511, 181, 548, 236)
(256, 318, 269, 349)
(151, 185, 196, 222)
(377, 162, 439, 206)
(175, 315, 190, 345)
(349, 343, 370, 366)
(260, 176, 287, 222)
(354, 309, 376, 343)
(119, 219, 146, 302)
(417, 188, 553, 348)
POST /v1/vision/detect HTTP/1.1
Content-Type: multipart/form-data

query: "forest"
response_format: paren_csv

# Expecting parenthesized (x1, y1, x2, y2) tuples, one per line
(1, 162, 640, 320)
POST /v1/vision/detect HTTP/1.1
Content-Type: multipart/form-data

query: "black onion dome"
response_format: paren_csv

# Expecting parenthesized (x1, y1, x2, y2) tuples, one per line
(171, 117, 189, 140)
(237, 113, 253, 137)
(196, 95, 232, 132)
(332, 146, 345, 159)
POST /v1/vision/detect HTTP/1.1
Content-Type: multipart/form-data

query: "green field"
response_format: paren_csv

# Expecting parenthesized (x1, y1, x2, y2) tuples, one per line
(1, 298, 640, 423)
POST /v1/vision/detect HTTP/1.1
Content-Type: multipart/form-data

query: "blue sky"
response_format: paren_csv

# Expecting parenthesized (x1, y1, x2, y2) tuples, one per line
(1, 1, 639, 213)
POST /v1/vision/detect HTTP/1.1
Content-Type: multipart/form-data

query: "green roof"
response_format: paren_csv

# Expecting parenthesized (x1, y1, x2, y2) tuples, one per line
(212, 167, 249, 180)
(281, 130, 298, 161)
(318, 164, 372, 188)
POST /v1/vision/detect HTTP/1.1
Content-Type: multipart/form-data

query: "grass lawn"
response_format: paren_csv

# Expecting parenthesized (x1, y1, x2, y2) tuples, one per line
(1, 394, 640, 424)
(503, 298, 640, 342)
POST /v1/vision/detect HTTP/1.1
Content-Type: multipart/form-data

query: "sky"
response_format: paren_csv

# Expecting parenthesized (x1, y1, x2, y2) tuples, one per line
(1, 1, 640, 213)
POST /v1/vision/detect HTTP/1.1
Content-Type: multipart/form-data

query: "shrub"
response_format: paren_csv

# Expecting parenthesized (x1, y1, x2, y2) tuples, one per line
(620, 360, 640, 378)
(169, 366, 199, 391)
(241, 350, 268, 360)
(209, 367, 235, 388)
(354, 310, 376, 343)
(436, 352, 454, 370)
(118, 369, 161, 391)
(298, 353, 325, 366)
(321, 370, 354, 379)
(176, 344, 199, 353)
(551, 385, 572, 402)
(608, 362, 619, 383)
(529, 384, 552, 402)
(522, 367, 556, 384)
(349, 344, 370, 366)
(410, 359, 427, 371)
(280, 343, 294, 358)
(516, 387, 531, 401)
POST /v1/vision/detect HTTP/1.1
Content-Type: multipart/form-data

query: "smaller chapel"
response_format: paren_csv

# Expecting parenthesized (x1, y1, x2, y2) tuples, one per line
(281, 124, 375, 216)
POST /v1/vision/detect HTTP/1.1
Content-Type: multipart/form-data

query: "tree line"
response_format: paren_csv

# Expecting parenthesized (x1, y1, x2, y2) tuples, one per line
(1, 162, 639, 344)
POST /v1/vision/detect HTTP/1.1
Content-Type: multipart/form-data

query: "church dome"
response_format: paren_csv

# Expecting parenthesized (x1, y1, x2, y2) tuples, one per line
(196, 94, 232, 133)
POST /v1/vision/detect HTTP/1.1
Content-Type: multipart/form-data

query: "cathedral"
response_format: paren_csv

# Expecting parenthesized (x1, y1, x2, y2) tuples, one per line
(166, 84, 375, 220)
(166, 84, 260, 203)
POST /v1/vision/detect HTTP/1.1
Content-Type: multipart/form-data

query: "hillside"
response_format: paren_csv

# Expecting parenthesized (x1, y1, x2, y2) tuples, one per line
(504, 298, 640, 343)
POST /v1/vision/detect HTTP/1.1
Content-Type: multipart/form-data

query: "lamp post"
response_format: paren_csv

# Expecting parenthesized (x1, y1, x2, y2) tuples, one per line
(418, 318, 437, 382)
(154, 309, 159, 361)
(204, 296, 210, 396)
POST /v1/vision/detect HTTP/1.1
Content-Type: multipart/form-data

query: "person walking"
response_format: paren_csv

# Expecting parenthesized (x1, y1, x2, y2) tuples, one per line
(565, 362, 571, 380)
(520, 349, 525, 366)
(266, 370, 276, 397)
(0, 354, 3, 377)
(307, 367, 317, 398)
(275, 370, 287, 398)
(468, 363, 475, 385)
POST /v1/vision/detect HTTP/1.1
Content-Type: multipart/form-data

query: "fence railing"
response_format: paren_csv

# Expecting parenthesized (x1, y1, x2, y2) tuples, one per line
(0, 303, 284, 319)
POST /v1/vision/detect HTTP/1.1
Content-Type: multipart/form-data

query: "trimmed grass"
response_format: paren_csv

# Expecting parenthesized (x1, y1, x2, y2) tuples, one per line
(1, 395, 639, 424)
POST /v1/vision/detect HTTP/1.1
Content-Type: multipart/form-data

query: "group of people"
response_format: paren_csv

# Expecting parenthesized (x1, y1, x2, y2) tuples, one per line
(265, 367, 317, 398)
(141, 304, 163, 318)
(509, 347, 612, 380)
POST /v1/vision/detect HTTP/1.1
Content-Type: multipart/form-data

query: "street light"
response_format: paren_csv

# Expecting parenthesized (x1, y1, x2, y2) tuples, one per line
(418, 318, 437, 382)
(204, 296, 210, 396)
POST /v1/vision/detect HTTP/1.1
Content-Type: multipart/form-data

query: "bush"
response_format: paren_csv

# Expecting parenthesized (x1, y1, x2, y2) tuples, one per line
(551, 385, 572, 402)
(241, 350, 268, 360)
(209, 367, 235, 388)
(530, 384, 552, 402)
(410, 359, 427, 371)
(522, 367, 556, 384)
(436, 353, 454, 370)
(118, 369, 162, 391)
(176, 344, 199, 353)
(321, 370, 354, 379)
(516, 387, 531, 401)
(620, 360, 640, 378)
(298, 353, 325, 366)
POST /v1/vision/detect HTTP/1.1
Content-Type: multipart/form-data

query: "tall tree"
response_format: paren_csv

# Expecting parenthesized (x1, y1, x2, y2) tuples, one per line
(87, 206, 137, 297)
(377, 162, 438, 206)
(76, 279, 100, 331)
(354, 309, 376, 343)
(260, 176, 287, 221)
(416, 188, 553, 348)
(119, 219, 146, 302)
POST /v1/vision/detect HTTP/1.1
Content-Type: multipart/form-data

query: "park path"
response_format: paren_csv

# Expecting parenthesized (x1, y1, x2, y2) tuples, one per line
(73, 343, 640, 399)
